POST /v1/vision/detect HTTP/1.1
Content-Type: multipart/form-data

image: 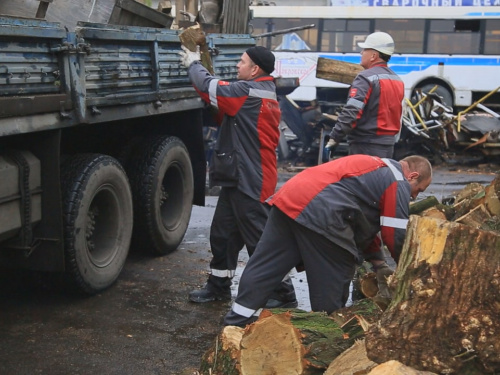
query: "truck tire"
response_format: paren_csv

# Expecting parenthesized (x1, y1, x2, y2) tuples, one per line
(127, 136, 194, 256)
(61, 154, 133, 294)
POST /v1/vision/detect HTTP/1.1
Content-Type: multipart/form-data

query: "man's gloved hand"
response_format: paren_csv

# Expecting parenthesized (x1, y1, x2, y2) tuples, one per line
(325, 138, 338, 149)
(179, 45, 201, 68)
(374, 262, 394, 299)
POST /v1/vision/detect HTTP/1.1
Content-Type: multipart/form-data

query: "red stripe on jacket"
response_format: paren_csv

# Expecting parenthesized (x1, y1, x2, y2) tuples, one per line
(258, 98, 281, 201)
(269, 155, 385, 219)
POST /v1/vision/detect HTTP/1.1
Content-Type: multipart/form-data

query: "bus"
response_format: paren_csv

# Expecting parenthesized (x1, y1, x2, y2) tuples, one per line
(249, 3, 500, 111)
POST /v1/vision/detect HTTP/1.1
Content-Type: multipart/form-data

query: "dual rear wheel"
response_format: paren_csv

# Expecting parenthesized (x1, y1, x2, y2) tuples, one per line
(60, 136, 193, 294)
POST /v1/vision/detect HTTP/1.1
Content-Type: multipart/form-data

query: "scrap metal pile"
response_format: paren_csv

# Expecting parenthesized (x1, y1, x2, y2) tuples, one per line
(396, 86, 500, 163)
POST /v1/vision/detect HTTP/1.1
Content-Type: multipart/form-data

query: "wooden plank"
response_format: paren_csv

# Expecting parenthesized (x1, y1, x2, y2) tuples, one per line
(316, 57, 364, 85)
(109, 0, 173, 28)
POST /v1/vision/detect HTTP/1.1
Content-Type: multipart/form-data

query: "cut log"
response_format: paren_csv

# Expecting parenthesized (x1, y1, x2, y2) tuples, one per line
(455, 203, 491, 229)
(410, 196, 455, 220)
(454, 182, 485, 204)
(368, 360, 438, 375)
(366, 215, 500, 374)
(324, 339, 378, 375)
(409, 196, 439, 215)
(199, 325, 243, 375)
(484, 175, 500, 216)
(179, 24, 214, 74)
(360, 272, 378, 298)
(326, 341, 439, 375)
(421, 206, 447, 220)
(316, 57, 364, 85)
(200, 300, 381, 375)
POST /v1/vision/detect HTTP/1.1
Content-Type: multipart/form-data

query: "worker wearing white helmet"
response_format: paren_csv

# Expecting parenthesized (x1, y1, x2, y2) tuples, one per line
(326, 31, 404, 159)
(325, 31, 404, 301)
(358, 31, 395, 56)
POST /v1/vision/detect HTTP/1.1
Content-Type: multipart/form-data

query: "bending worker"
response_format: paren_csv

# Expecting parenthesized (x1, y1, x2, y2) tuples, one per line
(224, 154, 432, 327)
(179, 45, 297, 307)
(326, 32, 404, 158)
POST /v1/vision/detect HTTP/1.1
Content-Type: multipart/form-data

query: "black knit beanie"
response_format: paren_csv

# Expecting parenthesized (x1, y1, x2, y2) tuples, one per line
(245, 46, 275, 74)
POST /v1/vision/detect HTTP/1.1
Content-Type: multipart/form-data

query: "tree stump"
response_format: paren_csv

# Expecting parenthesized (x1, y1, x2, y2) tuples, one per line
(366, 215, 500, 374)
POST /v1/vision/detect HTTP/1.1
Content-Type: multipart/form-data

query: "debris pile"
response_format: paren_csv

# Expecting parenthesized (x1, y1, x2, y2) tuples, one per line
(398, 86, 500, 162)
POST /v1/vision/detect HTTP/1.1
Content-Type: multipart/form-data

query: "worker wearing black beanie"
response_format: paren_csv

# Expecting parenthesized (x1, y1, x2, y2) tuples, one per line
(245, 46, 275, 75)
(179, 41, 297, 310)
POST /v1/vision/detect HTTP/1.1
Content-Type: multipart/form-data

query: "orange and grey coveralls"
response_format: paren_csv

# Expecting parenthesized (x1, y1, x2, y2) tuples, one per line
(329, 63, 404, 158)
(187, 61, 284, 292)
(224, 155, 411, 327)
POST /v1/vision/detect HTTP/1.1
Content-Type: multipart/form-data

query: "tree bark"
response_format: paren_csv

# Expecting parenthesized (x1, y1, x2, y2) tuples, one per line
(410, 196, 439, 215)
(366, 215, 500, 374)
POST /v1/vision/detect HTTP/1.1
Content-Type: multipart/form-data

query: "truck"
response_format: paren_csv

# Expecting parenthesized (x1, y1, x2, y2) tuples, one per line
(0, 0, 255, 294)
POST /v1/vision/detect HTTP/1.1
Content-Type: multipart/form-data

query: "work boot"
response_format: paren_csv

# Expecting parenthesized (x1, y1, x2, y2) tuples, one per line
(264, 278, 298, 309)
(189, 275, 231, 303)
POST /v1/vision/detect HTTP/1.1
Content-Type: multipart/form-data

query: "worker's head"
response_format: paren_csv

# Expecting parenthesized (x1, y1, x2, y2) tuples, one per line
(400, 155, 433, 200)
(238, 46, 275, 80)
(358, 32, 394, 66)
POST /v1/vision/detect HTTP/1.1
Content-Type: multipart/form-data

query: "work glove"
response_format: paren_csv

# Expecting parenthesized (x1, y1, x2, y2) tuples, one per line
(179, 45, 201, 69)
(373, 262, 394, 310)
(325, 138, 338, 149)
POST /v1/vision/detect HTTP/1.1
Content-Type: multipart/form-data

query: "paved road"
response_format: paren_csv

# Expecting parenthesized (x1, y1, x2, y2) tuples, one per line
(0, 164, 497, 375)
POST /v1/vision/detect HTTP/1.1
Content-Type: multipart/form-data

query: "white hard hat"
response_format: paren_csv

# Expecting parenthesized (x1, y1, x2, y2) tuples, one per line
(358, 32, 395, 56)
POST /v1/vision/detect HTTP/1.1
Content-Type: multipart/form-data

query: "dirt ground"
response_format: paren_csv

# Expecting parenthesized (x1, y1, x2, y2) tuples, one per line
(0, 197, 227, 375)
(0, 164, 497, 375)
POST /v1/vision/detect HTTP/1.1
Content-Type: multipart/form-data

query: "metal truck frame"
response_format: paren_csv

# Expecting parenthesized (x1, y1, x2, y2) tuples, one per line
(0, 15, 254, 294)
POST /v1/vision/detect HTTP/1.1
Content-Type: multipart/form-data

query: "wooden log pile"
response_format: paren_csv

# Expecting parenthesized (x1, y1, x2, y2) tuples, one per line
(197, 176, 500, 375)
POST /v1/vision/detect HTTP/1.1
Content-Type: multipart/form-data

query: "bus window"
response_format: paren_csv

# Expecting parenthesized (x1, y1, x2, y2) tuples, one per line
(250, 18, 270, 48)
(375, 19, 425, 54)
(427, 20, 480, 54)
(270, 18, 318, 51)
(485, 20, 500, 55)
(321, 19, 370, 53)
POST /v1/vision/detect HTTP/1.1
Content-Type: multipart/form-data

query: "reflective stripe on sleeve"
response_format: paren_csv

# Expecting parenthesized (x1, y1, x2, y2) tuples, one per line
(249, 88, 277, 100)
(211, 269, 235, 278)
(380, 216, 408, 229)
(370, 73, 400, 81)
(232, 302, 262, 318)
(346, 97, 364, 109)
(209, 79, 220, 108)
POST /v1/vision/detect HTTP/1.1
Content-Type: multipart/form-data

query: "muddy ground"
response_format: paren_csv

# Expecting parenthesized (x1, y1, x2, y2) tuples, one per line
(0, 163, 498, 375)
